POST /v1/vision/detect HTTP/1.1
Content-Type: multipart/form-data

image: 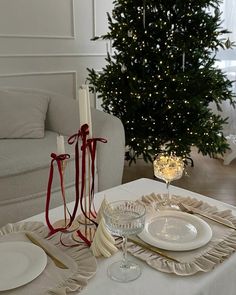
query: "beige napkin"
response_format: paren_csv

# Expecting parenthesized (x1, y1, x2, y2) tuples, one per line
(126, 194, 236, 276)
(0, 222, 97, 295)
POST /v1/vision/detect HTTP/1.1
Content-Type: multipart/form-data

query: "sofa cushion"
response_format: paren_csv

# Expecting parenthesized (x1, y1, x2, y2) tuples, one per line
(0, 89, 49, 138)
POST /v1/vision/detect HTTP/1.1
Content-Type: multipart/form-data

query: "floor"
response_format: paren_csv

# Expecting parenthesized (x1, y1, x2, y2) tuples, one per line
(122, 148, 236, 206)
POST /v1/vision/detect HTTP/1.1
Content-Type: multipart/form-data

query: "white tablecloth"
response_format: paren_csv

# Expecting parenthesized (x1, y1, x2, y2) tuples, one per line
(25, 178, 236, 295)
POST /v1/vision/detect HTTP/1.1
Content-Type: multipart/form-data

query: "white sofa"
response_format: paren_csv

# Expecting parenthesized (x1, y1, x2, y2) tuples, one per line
(0, 88, 125, 226)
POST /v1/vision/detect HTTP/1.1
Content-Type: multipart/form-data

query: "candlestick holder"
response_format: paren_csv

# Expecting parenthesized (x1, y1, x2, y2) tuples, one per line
(73, 149, 98, 243)
(52, 158, 80, 233)
(46, 124, 107, 246)
(73, 127, 107, 245)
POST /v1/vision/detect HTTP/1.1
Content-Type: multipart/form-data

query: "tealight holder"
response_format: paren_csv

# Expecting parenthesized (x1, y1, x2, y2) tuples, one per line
(153, 153, 185, 208)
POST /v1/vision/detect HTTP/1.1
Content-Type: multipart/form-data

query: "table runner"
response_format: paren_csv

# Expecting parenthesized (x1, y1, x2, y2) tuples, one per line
(0, 221, 97, 294)
(126, 193, 236, 276)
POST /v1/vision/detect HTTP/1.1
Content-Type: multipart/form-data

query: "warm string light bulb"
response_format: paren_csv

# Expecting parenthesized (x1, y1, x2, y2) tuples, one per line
(153, 154, 184, 183)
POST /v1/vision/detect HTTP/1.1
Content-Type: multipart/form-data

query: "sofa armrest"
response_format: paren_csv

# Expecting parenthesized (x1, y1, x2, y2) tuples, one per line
(91, 108, 125, 191)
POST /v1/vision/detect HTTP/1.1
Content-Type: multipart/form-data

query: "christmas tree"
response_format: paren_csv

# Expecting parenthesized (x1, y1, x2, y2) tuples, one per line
(87, 0, 235, 163)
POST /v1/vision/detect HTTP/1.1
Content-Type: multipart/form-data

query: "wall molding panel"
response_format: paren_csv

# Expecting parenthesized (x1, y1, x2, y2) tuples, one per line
(92, 0, 113, 38)
(0, 53, 107, 58)
(0, 0, 114, 105)
(0, 71, 78, 99)
(0, 0, 75, 39)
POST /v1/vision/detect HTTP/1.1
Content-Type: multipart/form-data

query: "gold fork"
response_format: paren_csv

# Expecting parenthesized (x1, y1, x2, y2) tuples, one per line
(178, 203, 236, 230)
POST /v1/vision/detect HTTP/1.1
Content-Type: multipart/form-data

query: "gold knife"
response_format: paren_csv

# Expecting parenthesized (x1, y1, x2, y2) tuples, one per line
(25, 232, 68, 269)
(128, 236, 181, 263)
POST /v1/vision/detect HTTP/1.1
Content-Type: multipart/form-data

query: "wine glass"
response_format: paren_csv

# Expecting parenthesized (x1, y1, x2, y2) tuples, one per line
(103, 200, 146, 283)
(153, 153, 184, 207)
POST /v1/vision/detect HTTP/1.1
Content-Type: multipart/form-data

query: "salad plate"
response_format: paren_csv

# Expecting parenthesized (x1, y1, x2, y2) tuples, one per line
(0, 241, 47, 291)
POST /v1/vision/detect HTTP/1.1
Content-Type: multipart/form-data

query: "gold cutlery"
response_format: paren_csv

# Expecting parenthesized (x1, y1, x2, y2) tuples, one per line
(178, 203, 236, 230)
(25, 232, 68, 269)
(128, 236, 181, 263)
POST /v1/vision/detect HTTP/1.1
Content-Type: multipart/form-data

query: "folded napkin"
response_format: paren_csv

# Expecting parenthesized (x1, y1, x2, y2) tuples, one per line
(126, 193, 236, 276)
(0, 222, 97, 295)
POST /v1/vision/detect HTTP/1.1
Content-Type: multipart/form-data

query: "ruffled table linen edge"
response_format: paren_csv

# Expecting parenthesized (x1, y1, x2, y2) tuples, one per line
(0, 221, 97, 295)
(125, 193, 236, 276)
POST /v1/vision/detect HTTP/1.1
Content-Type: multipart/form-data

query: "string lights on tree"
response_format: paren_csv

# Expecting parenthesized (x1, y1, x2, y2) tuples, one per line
(87, 0, 235, 163)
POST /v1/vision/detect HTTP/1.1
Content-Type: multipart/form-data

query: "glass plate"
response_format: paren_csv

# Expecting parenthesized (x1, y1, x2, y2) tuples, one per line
(0, 241, 47, 291)
(138, 210, 212, 251)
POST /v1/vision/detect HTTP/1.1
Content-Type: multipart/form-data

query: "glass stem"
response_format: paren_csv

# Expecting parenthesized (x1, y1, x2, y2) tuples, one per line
(121, 236, 128, 268)
(166, 181, 170, 201)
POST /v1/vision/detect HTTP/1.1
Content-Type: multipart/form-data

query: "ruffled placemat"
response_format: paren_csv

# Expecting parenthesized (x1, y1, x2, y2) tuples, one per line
(0, 221, 97, 294)
(126, 193, 236, 276)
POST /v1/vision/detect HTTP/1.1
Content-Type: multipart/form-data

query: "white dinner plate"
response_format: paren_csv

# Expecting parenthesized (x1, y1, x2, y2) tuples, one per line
(138, 210, 212, 251)
(0, 241, 47, 291)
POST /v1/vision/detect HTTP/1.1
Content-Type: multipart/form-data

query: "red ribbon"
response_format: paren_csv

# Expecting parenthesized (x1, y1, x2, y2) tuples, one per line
(87, 137, 107, 216)
(78, 125, 95, 225)
(45, 153, 71, 235)
(75, 230, 92, 246)
(68, 130, 81, 223)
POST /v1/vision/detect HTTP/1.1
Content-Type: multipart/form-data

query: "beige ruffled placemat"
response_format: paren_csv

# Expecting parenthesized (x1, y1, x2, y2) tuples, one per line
(126, 193, 236, 276)
(0, 221, 97, 294)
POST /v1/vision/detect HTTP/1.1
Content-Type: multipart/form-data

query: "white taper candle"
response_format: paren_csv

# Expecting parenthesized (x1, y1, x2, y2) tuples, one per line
(57, 135, 65, 155)
(78, 85, 92, 137)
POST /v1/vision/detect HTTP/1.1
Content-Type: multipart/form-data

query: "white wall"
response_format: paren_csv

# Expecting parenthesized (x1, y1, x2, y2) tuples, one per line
(0, 0, 113, 106)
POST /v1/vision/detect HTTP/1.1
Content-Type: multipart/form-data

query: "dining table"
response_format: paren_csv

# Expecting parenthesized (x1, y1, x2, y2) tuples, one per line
(20, 177, 236, 295)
